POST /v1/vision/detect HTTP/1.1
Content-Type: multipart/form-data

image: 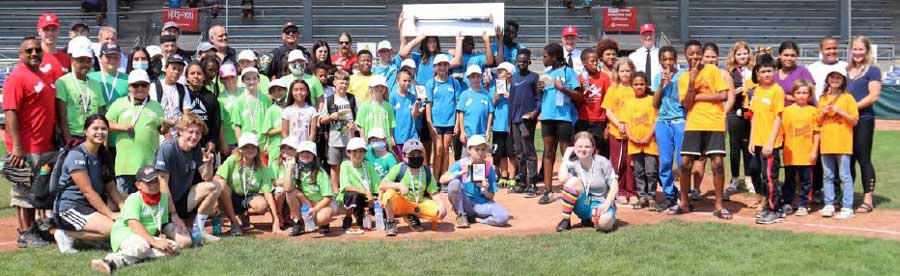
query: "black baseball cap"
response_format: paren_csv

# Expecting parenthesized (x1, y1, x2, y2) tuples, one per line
(100, 43, 120, 55)
(135, 166, 160, 182)
(69, 21, 88, 31)
(282, 22, 299, 33)
(166, 54, 186, 65)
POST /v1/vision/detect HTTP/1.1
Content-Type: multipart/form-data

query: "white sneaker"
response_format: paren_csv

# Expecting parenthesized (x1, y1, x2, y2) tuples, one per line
(745, 177, 755, 194)
(835, 208, 856, 219)
(54, 230, 78, 254)
(201, 231, 221, 242)
(819, 205, 836, 217)
(795, 207, 809, 216)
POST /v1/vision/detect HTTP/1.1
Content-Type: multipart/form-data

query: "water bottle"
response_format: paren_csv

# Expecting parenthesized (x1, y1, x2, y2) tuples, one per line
(211, 215, 222, 235)
(300, 205, 315, 233)
(374, 202, 385, 231)
(191, 225, 202, 248)
(363, 207, 374, 230)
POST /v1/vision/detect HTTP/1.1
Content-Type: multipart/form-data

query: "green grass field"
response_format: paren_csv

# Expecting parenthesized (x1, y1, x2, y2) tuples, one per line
(2, 220, 899, 275)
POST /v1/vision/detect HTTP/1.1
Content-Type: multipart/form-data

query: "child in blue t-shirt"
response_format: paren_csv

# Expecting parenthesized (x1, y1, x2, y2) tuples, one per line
(490, 62, 516, 188)
(440, 135, 510, 228)
(425, 54, 461, 183)
(537, 42, 582, 205)
(456, 65, 494, 152)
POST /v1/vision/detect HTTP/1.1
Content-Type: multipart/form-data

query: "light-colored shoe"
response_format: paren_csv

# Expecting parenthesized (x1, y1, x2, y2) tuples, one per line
(835, 208, 856, 219)
(745, 176, 755, 194)
(54, 230, 78, 254)
(201, 231, 221, 242)
(616, 196, 627, 205)
(795, 207, 809, 216)
(819, 205, 836, 217)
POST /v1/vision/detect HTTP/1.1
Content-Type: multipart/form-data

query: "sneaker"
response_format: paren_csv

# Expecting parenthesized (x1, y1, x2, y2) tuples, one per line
(755, 211, 783, 224)
(782, 205, 794, 216)
(538, 192, 554, 205)
(407, 215, 425, 232)
(835, 208, 856, 219)
(580, 219, 594, 228)
(290, 219, 305, 236)
(689, 190, 701, 201)
(524, 185, 539, 198)
(722, 189, 731, 201)
(727, 178, 740, 193)
(555, 219, 571, 232)
(91, 259, 116, 275)
(229, 225, 242, 236)
(466, 213, 478, 223)
(54, 230, 78, 253)
(745, 176, 755, 194)
(456, 214, 471, 228)
(201, 231, 221, 242)
(507, 179, 517, 189)
(318, 226, 330, 235)
(819, 205, 836, 217)
(795, 207, 809, 216)
(341, 216, 353, 230)
(239, 215, 253, 229)
(385, 219, 398, 236)
(512, 184, 525, 194)
(17, 229, 49, 248)
(648, 199, 659, 212)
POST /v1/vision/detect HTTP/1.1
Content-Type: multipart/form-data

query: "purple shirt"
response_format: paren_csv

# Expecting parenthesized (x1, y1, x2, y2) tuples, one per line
(848, 65, 882, 121)
(775, 65, 814, 106)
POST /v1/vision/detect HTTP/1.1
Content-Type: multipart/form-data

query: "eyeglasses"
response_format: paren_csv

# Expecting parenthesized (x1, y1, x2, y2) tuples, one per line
(23, 47, 42, 54)
(339, 41, 351, 45)
(131, 83, 149, 88)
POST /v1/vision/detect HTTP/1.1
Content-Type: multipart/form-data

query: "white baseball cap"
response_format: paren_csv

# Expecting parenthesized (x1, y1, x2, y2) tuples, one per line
(346, 137, 367, 151)
(287, 49, 306, 62)
(367, 127, 387, 139)
(67, 36, 92, 58)
(127, 69, 150, 85)
(496, 62, 515, 74)
(466, 134, 488, 147)
(465, 65, 482, 77)
(269, 77, 288, 90)
(280, 136, 301, 150)
(368, 74, 388, 88)
(297, 140, 317, 156)
(432, 54, 450, 65)
(241, 67, 260, 80)
(146, 45, 162, 58)
(238, 133, 259, 148)
(401, 58, 416, 69)
(238, 49, 257, 62)
(376, 40, 392, 51)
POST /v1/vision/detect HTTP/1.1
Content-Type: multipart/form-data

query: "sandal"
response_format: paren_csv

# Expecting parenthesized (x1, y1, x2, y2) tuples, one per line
(713, 209, 733, 220)
(665, 204, 687, 215)
(855, 203, 874, 214)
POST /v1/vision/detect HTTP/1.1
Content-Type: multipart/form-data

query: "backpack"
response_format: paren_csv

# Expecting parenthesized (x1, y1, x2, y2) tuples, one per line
(41, 145, 89, 210)
(394, 163, 433, 198)
(326, 93, 359, 136)
(152, 79, 186, 110)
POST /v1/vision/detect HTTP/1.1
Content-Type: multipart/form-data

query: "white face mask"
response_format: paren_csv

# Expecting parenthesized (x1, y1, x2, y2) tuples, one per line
(132, 61, 149, 70)
(289, 62, 305, 75)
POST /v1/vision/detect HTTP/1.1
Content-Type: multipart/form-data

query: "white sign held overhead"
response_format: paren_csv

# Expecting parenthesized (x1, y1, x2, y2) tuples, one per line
(401, 3, 505, 37)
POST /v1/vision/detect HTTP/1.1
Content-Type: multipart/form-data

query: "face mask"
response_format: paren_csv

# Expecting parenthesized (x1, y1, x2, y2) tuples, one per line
(290, 63, 305, 75)
(274, 97, 289, 107)
(299, 160, 315, 170)
(369, 141, 386, 151)
(407, 156, 425, 169)
(133, 61, 149, 70)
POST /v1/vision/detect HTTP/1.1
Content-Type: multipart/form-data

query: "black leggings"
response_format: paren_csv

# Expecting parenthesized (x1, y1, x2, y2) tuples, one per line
(851, 119, 876, 193)
(726, 114, 752, 179)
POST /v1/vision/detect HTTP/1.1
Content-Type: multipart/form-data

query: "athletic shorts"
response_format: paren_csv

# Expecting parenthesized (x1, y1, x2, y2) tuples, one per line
(342, 191, 375, 210)
(492, 131, 513, 158)
(57, 205, 98, 231)
(231, 193, 261, 215)
(541, 120, 574, 144)
(681, 131, 726, 157)
(572, 194, 617, 221)
(378, 189, 440, 221)
(434, 126, 454, 135)
(327, 147, 348, 166)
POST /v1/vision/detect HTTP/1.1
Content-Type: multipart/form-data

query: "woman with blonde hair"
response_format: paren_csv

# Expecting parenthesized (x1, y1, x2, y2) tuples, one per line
(846, 36, 881, 214)
(724, 41, 755, 194)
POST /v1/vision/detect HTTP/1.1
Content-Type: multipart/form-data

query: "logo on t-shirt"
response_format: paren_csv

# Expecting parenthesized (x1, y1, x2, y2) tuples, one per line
(189, 97, 208, 121)
(34, 81, 45, 93)
(39, 63, 53, 74)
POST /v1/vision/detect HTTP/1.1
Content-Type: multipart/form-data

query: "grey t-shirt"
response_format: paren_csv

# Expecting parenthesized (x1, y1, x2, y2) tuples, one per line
(55, 145, 106, 212)
(153, 139, 202, 203)
(564, 155, 617, 201)
(324, 94, 354, 147)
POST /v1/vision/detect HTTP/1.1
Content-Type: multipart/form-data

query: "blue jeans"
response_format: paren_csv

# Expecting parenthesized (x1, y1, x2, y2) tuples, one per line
(822, 155, 853, 208)
(654, 119, 685, 200)
(447, 179, 510, 226)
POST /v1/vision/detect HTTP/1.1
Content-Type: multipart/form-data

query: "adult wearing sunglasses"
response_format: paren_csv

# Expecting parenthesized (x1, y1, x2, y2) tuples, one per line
(332, 32, 358, 72)
(266, 22, 310, 79)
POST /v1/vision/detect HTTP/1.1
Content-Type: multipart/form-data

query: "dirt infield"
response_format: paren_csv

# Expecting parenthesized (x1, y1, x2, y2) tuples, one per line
(876, 119, 900, 131)
(3, 176, 899, 253)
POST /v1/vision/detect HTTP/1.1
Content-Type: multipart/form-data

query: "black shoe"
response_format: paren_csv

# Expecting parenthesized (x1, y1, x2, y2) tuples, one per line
(556, 219, 571, 232)
(580, 219, 595, 228)
(782, 204, 794, 215)
(341, 216, 352, 230)
(466, 213, 478, 223)
(538, 192, 554, 205)
(512, 184, 525, 194)
(385, 219, 398, 236)
(17, 227, 49, 248)
(755, 211, 783, 224)
(524, 185, 538, 198)
(290, 219, 304, 236)
(407, 215, 425, 232)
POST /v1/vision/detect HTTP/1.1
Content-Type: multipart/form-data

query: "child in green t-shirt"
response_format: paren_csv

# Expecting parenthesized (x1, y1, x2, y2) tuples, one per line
(355, 75, 396, 147)
(365, 127, 399, 179)
(264, 78, 289, 164)
(91, 167, 179, 275)
(277, 139, 336, 236)
(338, 138, 382, 234)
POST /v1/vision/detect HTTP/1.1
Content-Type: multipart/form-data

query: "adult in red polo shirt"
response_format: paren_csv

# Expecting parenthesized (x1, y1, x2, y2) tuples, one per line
(331, 32, 358, 71)
(3, 37, 60, 248)
(37, 13, 70, 76)
(576, 48, 611, 158)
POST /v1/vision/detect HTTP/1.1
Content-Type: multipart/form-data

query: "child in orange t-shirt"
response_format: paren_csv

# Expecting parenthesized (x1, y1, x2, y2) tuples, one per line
(781, 80, 820, 216)
(623, 72, 659, 211)
(747, 54, 785, 224)
(601, 58, 636, 206)
(817, 71, 859, 219)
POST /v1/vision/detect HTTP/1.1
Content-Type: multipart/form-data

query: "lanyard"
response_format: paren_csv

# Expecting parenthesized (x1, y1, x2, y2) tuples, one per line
(408, 168, 424, 204)
(129, 96, 148, 127)
(576, 158, 594, 202)
(143, 204, 164, 233)
(349, 163, 370, 193)
(76, 77, 91, 115)
(247, 92, 260, 131)
(101, 72, 120, 103)
(240, 163, 256, 196)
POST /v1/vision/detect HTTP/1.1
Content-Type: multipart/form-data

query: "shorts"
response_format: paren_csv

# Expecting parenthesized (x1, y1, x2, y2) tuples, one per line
(572, 194, 617, 221)
(492, 131, 513, 158)
(116, 175, 137, 195)
(540, 120, 574, 144)
(327, 147, 348, 166)
(378, 189, 440, 221)
(418, 123, 432, 142)
(9, 151, 57, 208)
(681, 131, 726, 157)
(231, 193, 260, 215)
(434, 126, 454, 135)
(174, 194, 196, 220)
(57, 205, 98, 231)
(342, 191, 375, 209)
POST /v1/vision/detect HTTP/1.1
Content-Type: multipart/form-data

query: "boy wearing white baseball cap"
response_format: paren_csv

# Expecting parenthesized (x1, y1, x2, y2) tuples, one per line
(338, 137, 382, 234)
(56, 36, 106, 142)
(439, 135, 510, 228)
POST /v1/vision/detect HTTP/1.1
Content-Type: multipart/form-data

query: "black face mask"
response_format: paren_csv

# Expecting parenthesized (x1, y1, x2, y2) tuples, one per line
(407, 156, 425, 169)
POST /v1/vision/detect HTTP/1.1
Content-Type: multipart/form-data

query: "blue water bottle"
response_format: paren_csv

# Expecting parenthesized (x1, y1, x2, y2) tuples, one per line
(191, 225, 202, 248)
(211, 215, 222, 235)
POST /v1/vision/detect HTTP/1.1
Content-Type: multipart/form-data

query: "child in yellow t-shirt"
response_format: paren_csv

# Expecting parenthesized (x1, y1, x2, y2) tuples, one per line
(816, 71, 859, 219)
(601, 58, 637, 206)
(747, 54, 785, 224)
(781, 80, 820, 216)
(623, 72, 659, 211)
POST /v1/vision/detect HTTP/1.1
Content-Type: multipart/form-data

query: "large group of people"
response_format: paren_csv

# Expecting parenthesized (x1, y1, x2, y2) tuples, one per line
(1, 12, 884, 274)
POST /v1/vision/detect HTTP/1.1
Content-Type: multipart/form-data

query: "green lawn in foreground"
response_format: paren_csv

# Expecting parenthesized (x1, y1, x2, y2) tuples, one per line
(2, 220, 898, 275)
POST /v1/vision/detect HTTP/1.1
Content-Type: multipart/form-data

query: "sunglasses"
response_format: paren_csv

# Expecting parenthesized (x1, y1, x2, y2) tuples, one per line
(24, 47, 42, 54)
(284, 30, 298, 35)
(131, 83, 149, 88)
(339, 41, 351, 45)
